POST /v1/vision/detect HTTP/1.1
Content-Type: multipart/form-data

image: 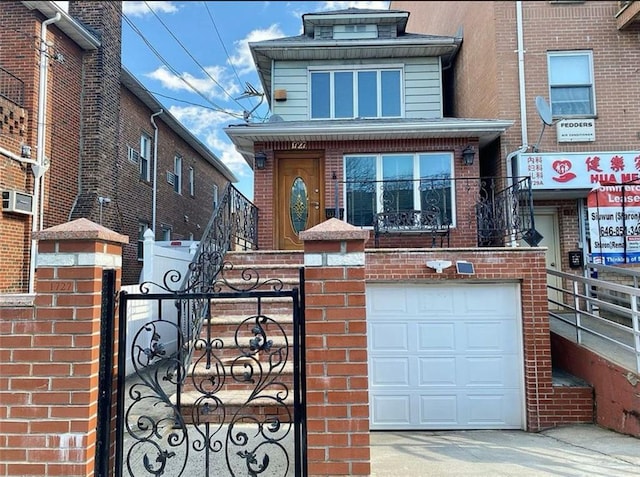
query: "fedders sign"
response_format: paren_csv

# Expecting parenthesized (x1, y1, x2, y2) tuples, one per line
(588, 185, 640, 265)
(518, 152, 640, 189)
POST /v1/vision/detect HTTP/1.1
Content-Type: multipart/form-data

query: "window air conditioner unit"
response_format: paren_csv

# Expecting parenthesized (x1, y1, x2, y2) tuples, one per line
(2, 190, 34, 215)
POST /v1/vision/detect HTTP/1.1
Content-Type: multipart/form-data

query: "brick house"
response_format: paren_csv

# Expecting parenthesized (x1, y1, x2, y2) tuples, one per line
(392, 0, 640, 280)
(224, 7, 588, 433)
(0, 1, 235, 291)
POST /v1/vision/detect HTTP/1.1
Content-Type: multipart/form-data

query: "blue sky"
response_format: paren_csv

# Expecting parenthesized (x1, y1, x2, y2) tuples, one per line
(56, 1, 391, 199)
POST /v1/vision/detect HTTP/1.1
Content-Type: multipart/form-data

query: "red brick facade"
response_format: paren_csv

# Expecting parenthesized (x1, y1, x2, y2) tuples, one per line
(0, 1, 233, 291)
(253, 138, 481, 250)
(392, 0, 640, 276)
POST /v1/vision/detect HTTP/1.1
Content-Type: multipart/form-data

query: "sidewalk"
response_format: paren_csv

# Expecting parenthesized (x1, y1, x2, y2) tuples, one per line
(370, 424, 640, 476)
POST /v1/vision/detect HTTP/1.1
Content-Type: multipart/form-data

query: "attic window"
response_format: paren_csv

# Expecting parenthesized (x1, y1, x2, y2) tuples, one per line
(333, 24, 378, 39)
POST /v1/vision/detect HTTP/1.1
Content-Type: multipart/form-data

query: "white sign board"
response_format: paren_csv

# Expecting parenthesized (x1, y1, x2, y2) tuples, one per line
(588, 185, 640, 265)
(557, 118, 595, 142)
(517, 152, 640, 190)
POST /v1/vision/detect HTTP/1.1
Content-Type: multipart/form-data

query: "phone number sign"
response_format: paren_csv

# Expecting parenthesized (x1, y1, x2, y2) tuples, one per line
(588, 185, 640, 264)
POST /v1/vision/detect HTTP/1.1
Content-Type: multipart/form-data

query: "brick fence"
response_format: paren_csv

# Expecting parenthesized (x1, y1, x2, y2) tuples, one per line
(0, 218, 127, 477)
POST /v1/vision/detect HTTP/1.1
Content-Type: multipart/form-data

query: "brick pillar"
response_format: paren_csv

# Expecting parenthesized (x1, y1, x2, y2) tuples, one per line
(0, 218, 127, 477)
(299, 218, 371, 476)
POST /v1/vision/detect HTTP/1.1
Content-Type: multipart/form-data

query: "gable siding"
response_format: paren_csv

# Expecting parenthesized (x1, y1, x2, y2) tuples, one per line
(271, 57, 443, 120)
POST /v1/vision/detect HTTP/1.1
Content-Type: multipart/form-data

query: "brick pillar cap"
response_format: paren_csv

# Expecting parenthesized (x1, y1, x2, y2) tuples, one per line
(299, 218, 369, 242)
(33, 218, 129, 244)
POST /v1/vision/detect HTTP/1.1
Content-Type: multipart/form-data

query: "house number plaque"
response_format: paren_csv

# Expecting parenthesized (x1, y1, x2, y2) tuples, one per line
(291, 141, 307, 149)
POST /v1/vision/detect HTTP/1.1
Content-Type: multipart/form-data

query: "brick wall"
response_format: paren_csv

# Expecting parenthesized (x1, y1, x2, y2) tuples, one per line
(69, 1, 122, 225)
(253, 138, 482, 250)
(300, 220, 371, 476)
(551, 332, 640, 437)
(117, 88, 230, 284)
(0, 218, 127, 476)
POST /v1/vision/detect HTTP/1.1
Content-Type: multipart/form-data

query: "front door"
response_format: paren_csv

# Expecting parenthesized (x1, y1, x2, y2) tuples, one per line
(535, 210, 563, 308)
(277, 152, 323, 249)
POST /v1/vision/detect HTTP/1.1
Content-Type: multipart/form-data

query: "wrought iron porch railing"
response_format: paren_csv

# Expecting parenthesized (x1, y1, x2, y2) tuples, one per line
(175, 183, 258, 364)
(332, 176, 535, 247)
(0, 65, 24, 107)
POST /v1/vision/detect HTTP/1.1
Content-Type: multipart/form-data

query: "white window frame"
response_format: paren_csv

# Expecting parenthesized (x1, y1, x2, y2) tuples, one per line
(343, 152, 455, 228)
(140, 134, 151, 182)
(308, 65, 404, 120)
(173, 155, 182, 194)
(547, 50, 595, 118)
(188, 166, 195, 196)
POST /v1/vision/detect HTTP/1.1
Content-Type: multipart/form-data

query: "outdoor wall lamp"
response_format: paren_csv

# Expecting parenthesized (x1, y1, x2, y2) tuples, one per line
(254, 151, 267, 170)
(462, 145, 475, 166)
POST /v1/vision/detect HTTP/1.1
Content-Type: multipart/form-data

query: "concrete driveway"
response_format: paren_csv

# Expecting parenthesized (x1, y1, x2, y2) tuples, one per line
(370, 424, 640, 476)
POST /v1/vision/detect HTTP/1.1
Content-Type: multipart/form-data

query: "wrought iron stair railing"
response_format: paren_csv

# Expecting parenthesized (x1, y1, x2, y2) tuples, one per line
(177, 183, 258, 365)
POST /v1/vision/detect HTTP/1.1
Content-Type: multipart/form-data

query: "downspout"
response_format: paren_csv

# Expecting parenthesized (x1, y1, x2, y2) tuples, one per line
(150, 109, 163, 236)
(516, 1, 528, 151)
(29, 12, 61, 294)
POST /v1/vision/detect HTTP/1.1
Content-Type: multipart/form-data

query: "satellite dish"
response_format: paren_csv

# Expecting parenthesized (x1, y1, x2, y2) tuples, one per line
(535, 96, 553, 126)
(533, 96, 554, 152)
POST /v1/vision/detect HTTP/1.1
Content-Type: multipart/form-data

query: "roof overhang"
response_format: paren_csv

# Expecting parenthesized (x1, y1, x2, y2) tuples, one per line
(225, 118, 513, 169)
(22, 1, 100, 50)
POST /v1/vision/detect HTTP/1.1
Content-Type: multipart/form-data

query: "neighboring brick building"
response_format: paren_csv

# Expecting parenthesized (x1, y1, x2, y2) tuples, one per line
(0, 1, 235, 291)
(392, 0, 640, 277)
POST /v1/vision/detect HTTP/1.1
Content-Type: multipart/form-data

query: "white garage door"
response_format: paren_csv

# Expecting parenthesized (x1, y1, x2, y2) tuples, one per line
(367, 282, 524, 430)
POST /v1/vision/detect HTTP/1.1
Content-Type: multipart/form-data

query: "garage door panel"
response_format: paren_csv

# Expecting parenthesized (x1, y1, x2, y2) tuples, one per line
(370, 322, 409, 351)
(465, 356, 519, 387)
(417, 322, 456, 351)
(466, 391, 523, 426)
(419, 357, 456, 386)
(371, 358, 410, 386)
(416, 288, 456, 314)
(371, 395, 411, 425)
(466, 321, 519, 353)
(420, 395, 458, 425)
(368, 282, 524, 430)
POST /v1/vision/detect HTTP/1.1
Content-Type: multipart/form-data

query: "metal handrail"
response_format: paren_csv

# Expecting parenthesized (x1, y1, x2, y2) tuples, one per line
(332, 176, 534, 246)
(548, 268, 640, 373)
(176, 183, 258, 366)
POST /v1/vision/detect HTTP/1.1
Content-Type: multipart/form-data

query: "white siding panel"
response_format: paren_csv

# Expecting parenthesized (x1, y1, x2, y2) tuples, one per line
(405, 59, 442, 118)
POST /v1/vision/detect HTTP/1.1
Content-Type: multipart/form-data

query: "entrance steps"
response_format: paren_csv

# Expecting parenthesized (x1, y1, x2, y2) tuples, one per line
(174, 251, 302, 424)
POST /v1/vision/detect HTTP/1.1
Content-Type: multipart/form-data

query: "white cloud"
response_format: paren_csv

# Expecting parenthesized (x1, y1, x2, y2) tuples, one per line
(168, 105, 249, 180)
(228, 24, 286, 76)
(123, 1, 179, 17)
(146, 65, 240, 102)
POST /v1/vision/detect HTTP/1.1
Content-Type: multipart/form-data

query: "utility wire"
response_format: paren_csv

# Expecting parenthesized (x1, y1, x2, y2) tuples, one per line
(148, 89, 245, 119)
(121, 12, 240, 119)
(202, 2, 250, 105)
(142, 0, 246, 110)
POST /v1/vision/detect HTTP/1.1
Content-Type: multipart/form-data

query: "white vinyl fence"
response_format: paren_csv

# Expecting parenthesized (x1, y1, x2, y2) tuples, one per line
(121, 229, 198, 375)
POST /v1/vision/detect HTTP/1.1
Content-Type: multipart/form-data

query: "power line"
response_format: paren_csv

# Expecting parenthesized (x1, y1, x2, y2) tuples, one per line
(121, 12, 240, 120)
(142, 0, 246, 110)
(147, 89, 245, 120)
(202, 2, 249, 106)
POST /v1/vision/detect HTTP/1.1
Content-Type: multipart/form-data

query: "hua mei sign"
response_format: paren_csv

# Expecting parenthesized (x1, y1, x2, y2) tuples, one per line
(518, 152, 640, 189)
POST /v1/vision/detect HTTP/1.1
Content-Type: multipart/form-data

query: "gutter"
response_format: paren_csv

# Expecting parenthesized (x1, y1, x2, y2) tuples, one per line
(150, 109, 163, 235)
(29, 11, 61, 295)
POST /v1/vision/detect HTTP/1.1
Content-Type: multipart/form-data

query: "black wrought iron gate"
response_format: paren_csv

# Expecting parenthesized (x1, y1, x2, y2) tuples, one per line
(113, 267, 306, 476)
